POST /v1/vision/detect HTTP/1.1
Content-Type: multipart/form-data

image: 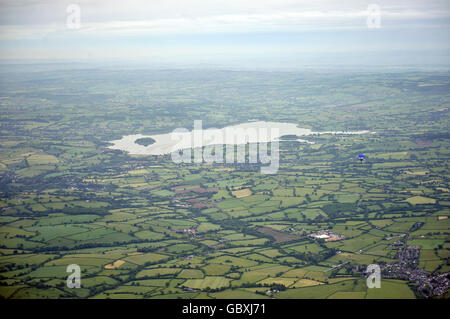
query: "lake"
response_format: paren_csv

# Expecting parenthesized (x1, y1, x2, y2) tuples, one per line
(107, 121, 371, 155)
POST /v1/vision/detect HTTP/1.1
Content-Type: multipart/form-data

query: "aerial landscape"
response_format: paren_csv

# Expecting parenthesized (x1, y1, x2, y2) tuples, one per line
(0, 0, 449, 301)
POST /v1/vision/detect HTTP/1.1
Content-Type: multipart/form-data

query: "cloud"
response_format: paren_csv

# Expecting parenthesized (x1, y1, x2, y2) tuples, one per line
(0, 0, 449, 40)
(0, 0, 448, 64)
(0, 0, 450, 40)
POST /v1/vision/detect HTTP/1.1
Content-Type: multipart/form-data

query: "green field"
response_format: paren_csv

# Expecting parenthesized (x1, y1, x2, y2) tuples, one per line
(0, 69, 449, 299)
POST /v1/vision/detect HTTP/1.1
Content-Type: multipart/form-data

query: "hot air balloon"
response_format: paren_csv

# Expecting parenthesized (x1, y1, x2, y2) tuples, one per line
(358, 154, 365, 163)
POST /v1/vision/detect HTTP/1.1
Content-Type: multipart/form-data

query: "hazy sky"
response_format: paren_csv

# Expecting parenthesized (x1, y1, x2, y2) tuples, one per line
(0, 0, 449, 68)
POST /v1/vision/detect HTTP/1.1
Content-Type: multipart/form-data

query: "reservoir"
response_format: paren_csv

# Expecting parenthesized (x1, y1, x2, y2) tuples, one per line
(107, 121, 371, 156)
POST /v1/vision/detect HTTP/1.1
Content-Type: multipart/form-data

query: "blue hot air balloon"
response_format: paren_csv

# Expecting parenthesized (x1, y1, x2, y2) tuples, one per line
(358, 154, 365, 163)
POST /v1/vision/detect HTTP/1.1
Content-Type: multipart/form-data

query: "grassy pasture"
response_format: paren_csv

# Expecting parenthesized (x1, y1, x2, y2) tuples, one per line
(136, 268, 181, 278)
(404, 196, 436, 205)
(365, 280, 415, 299)
(177, 269, 204, 279)
(124, 253, 169, 265)
(182, 276, 230, 290)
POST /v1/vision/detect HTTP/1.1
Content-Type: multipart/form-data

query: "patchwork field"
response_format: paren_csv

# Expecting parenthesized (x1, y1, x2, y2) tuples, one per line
(0, 69, 449, 299)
